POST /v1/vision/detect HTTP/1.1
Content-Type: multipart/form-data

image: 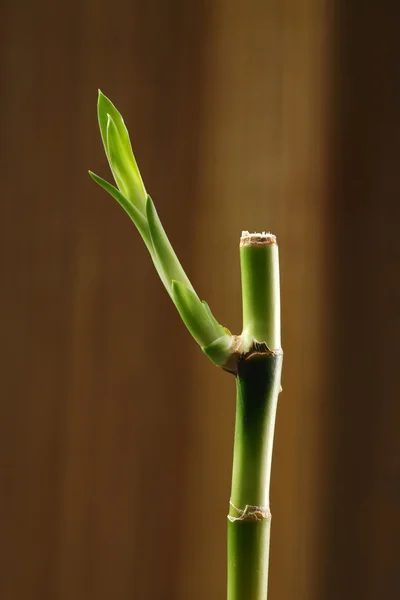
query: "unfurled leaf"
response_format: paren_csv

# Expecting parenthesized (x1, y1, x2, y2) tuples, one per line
(172, 281, 226, 348)
(146, 196, 194, 295)
(89, 171, 150, 246)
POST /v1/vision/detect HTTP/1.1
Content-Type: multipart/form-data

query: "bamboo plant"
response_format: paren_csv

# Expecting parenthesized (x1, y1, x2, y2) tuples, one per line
(90, 91, 283, 600)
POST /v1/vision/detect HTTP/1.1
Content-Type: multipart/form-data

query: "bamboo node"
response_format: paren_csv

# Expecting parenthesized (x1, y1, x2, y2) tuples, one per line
(228, 501, 271, 522)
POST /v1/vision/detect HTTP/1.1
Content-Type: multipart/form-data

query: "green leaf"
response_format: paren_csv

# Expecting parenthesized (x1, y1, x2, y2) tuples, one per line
(202, 300, 227, 332)
(88, 171, 151, 247)
(172, 281, 223, 347)
(146, 196, 194, 295)
(89, 172, 172, 289)
(98, 90, 131, 154)
(97, 90, 146, 211)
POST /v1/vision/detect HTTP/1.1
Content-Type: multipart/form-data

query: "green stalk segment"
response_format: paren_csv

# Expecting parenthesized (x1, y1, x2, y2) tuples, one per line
(228, 232, 283, 600)
(240, 232, 281, 351)
(228, 352, 283, 600)
(228, 517, 271, 600)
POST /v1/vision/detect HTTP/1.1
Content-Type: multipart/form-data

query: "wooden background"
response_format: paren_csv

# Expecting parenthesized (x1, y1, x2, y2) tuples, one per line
(1, 1, 399, 599)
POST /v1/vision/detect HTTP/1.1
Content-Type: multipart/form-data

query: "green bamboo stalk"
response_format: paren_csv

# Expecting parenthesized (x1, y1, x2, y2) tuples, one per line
(90, 93, 283, 600)
(228, 232, 283, 600)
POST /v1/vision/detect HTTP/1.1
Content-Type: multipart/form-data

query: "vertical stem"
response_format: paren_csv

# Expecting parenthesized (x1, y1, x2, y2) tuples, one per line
(240, 232, 281, 351)
(227, 232, 283, 600)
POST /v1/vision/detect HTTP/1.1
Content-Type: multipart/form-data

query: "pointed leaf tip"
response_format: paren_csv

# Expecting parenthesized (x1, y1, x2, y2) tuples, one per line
(101, 109, 146, 212)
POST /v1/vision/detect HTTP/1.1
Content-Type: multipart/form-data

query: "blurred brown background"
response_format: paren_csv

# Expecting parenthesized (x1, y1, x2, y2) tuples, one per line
(1, 0, 399, 599)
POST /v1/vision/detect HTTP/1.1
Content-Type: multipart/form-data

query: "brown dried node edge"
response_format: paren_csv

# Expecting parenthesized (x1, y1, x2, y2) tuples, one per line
(222, 337, 283, 376)
(240, 231, 277, 247)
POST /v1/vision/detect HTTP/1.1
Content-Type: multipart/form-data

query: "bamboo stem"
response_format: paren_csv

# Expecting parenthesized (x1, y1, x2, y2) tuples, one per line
(240, 231, 281, 351)
(227, 232, 283, 600)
